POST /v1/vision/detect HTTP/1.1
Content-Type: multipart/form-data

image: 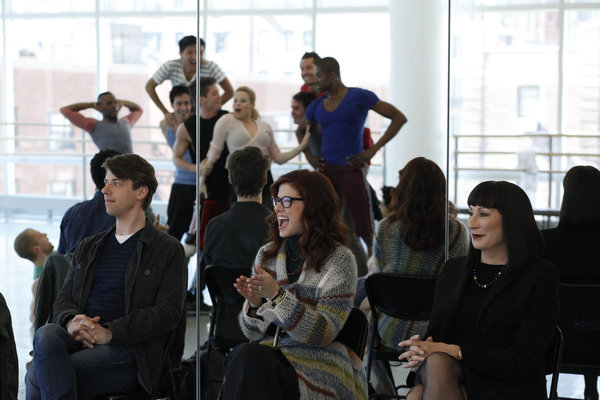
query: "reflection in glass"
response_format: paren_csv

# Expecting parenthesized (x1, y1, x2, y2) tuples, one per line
(563, 10, 600, 134)
(450, 2, 600, 218)
(450, 8, 561, 208)
(453, 0, 557, 6)
(208, 0, 312, 9)
(99, 0, 196, 12)
(8, 0, 94, 13)
(319, 0, 389, 7)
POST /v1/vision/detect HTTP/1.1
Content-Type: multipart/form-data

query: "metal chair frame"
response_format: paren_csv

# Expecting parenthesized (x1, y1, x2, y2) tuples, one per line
(365, 273, 438, 400)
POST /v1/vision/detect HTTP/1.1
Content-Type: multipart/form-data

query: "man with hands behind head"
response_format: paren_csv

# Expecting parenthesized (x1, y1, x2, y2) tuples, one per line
(26, 154, 187, 400)
(146, 35, 233, 127)
(60, 92, 142, 154)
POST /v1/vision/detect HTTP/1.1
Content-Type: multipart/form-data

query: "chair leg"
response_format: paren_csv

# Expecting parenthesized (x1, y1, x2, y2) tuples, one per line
(584, 374, 599, 400)
(383, 360, 397, 391)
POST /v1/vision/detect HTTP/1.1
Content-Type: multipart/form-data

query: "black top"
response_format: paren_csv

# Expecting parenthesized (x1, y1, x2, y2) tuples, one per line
(201, 201, 271, 270)
(426, 256, 559, 400)
(186, 110, 229, 201)
(541, 227, 600, 283)
(450, 263, 504, 346)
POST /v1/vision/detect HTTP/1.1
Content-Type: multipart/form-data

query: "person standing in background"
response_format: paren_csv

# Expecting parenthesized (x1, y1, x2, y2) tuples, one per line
(146, 35, 233, 126)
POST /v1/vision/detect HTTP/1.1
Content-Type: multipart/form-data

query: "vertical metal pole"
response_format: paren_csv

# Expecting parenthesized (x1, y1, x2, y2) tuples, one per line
(445, 0, 452, 262)
(196, 2, 202, 400)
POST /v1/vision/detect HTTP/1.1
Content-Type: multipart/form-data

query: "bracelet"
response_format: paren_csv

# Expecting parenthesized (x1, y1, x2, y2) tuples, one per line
(270, 288, 284, 302)
(246, 304, 260, 317)
(271, 288, 286, 306)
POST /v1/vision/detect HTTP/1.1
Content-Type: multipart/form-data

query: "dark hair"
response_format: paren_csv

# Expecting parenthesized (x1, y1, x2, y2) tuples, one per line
(90, 149, 122, 191)
(301, 51, 321, 63)
(466, 180, 542, 272)
(14, 229, 36, 262)
(200, 38, 206, 48)
(102, 154, 158, 210)
(316, 57, 340, 78)
(169, 85, 190, 104)
(387, 157, 453, 251)
(264, 170, 348, 272)
(228, 147, 269, 197)
(558, 165, 600, 231)
(179, 35, 196, 52)
(381, 186, 394, 208)
(97, 91, 114, 103)
(292, 91, 316, 110)
(200, 77, 217, 99)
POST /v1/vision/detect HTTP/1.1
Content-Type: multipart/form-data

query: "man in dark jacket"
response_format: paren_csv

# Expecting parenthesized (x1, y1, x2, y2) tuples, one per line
(0, 292, 18, 400)
(25, 154, 187, 399)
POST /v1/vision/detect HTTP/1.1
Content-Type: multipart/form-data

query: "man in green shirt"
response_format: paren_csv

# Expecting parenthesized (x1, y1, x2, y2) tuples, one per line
(13, 229, 55, 322)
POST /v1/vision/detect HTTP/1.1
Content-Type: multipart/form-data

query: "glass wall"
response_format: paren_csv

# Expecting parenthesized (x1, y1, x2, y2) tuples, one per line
(203, 2, 391, 188)
(0, 2, 196, 208)
(450, 1, 600, 214)
(0, 0, 391, 213)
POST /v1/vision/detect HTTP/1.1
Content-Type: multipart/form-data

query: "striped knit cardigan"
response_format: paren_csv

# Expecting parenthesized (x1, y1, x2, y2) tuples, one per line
(372, 217, 469, 349)
(239, 241, 367, 400)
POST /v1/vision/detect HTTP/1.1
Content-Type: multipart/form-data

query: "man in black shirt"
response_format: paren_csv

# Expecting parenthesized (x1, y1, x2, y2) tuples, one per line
(201, 146, 271, 272)
(173, 77, 229, 313)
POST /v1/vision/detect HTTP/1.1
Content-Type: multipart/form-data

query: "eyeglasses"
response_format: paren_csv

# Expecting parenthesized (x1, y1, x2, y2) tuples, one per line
(272, 196, 304, 208)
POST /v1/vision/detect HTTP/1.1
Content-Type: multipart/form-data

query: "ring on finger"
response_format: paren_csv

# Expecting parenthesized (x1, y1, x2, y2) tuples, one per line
(406, 355, 412, 362)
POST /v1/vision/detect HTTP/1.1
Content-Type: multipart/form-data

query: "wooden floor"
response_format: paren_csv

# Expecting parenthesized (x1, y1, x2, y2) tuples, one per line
(0, 210, 591, 399)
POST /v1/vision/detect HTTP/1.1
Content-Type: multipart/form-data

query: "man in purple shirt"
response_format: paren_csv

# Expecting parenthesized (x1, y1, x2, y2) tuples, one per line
(304, 57, 407, 248)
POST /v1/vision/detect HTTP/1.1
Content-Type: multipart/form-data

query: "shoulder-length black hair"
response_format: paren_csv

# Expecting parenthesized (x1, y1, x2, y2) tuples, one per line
(558, 165, 600, 232)
(263, 169, 348, 271)
(465, 180, 542, 272)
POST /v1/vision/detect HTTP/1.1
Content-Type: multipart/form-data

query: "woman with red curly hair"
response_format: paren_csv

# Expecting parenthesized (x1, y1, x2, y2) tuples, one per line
(222, 169, 367, 400)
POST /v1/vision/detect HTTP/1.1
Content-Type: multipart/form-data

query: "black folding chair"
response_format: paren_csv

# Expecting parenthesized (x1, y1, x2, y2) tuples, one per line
(203, 265, 251, 396)
(557, 283, 600, 400)
(335, 307, 369, 360)
(546, 326, 564, 400)
(365, 273, 437, 400)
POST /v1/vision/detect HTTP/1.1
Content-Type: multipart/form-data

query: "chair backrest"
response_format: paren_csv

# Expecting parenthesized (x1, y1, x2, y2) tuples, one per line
(34, 253, 72, 330)
(335, 307, 369, 360)
(545, 326, 563, 400)
(365, 273, 437, 322)
(205, 265, 251, 347)
(558, 283, 600, 371)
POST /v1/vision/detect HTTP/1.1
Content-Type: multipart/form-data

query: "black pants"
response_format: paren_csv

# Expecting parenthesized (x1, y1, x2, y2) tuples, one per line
(166, 183, 196, 240)
(222, 343, 300, 400)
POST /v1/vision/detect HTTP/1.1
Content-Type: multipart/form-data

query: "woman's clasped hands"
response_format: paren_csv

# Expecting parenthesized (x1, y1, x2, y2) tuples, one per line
(399, 335, 462, 372)
(399, 334, 430, 371)
(234, 265, 280, 308)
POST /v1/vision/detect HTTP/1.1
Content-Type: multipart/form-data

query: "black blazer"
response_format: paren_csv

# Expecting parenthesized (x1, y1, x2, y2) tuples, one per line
(426, 256, 559, 400)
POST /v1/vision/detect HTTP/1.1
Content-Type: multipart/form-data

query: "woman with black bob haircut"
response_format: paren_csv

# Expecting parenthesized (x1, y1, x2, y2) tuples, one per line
(399, 180, 559, 400)
(221, 169, 368, 399)
(541, 165, 600, 400)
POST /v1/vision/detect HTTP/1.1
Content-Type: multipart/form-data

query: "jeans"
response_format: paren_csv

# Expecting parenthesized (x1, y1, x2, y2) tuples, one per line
(26, 323, 139, 400)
